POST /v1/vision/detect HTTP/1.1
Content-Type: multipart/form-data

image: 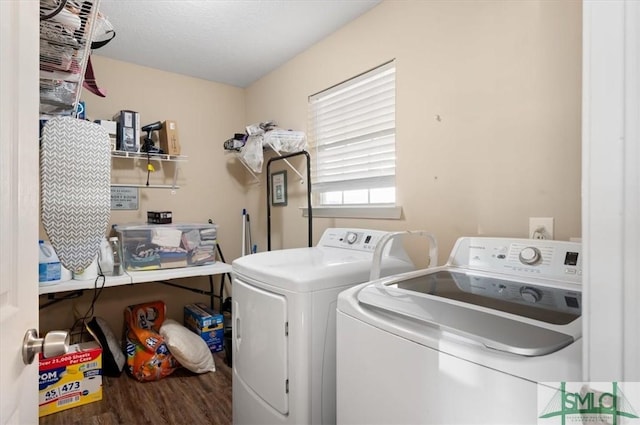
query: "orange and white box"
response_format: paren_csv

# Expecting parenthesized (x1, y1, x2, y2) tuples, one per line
(38, 341, 102, 417)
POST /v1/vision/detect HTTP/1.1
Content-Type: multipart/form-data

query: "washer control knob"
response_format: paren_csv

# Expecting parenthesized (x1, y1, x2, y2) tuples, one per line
(520, 286, 542, 303)
(519, 247, 542, 265)
(345, 232, 358, 245)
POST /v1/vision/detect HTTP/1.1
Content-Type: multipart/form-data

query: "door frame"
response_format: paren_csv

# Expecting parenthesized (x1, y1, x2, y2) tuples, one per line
(582, 0, 640, 381)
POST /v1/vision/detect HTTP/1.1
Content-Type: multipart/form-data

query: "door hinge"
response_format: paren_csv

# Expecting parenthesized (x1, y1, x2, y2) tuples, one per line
(285, 321, 288, 336)
(286, 379, 289, 393)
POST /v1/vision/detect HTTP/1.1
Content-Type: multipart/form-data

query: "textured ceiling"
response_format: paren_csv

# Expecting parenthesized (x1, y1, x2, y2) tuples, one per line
(96, 0, 382, 88)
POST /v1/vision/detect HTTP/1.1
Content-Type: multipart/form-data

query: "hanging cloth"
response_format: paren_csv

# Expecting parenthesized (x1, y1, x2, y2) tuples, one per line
(83, 56, 107, 97)
(82, 12, 116, 97)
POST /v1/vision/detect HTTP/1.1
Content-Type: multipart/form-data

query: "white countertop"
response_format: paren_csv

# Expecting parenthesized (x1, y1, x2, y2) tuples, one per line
(38, 262, 232, 295)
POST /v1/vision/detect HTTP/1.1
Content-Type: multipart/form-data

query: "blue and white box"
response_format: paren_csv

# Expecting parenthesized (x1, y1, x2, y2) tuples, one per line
(184, 303, 224, 353)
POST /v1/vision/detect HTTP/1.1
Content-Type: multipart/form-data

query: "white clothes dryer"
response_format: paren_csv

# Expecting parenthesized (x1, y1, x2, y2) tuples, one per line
(232, 228, 418, 425)
(337, 237, 583, 425)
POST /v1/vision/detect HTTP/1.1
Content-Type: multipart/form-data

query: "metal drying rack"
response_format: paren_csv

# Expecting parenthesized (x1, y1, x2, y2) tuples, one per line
(266, 151, 312, 251)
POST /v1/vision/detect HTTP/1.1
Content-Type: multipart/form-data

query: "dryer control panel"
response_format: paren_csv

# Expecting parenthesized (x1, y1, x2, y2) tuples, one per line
(318, 228, 390, 252)
(450, 237, 582, 284)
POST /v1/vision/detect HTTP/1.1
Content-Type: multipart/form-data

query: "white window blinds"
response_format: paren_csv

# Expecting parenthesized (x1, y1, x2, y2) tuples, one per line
(309, 61, 396, 201)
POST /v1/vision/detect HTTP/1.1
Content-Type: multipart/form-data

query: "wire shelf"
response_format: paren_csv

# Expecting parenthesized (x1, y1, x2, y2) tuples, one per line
(39, 0, 100, 118)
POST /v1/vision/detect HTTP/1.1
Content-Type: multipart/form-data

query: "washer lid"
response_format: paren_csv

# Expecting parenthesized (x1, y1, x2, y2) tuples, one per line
(232, 246, 414, 292)
(357, 268, 581, 356)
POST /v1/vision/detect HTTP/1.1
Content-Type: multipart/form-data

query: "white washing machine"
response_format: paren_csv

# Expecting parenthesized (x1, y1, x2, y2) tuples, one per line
(337, 237, 583, 425)
(232, 228, 419, 425)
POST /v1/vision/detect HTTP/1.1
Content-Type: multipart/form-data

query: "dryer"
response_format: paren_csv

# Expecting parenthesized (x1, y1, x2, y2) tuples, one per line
(337, 237, 583, 424)
(231, 228, 417, 425)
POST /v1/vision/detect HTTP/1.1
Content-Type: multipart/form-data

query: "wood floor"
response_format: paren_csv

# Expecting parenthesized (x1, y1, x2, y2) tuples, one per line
(39, 352, 232, 425)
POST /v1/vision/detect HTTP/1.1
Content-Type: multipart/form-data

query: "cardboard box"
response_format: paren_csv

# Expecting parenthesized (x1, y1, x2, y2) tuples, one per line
(95, 120, 118, 151)
(184, 303, 224, 353)
(112, 110, 140, 152)
(95, 119, 117, 136)
(38, 341, 102, 417)
(159, 120, 181, 155)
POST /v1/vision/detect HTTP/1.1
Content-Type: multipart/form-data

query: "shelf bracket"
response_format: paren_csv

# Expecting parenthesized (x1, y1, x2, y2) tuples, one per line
(171, 162, 180, 193)
(227, 140, 306, 185)
(265, 142, 306, 183)
(236, 157, 260, 184)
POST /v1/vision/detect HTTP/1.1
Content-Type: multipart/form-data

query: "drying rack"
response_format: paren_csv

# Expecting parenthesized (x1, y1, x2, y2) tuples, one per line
(39, 0, 100, 118)
(266, 151, 312, 251)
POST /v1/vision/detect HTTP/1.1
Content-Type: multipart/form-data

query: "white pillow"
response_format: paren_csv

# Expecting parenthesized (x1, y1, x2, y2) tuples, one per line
(159, 319, 215, 374)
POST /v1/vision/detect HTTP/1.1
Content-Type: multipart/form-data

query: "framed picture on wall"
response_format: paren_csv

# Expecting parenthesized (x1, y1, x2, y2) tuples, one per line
(271, 170, 287, 206)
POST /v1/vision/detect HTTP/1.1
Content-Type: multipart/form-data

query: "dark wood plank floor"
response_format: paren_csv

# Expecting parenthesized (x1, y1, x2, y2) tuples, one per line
(39, 352, 232, 425)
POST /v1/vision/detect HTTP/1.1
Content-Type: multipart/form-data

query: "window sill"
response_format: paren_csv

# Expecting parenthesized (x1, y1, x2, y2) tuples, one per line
(300, 205, 402, 219)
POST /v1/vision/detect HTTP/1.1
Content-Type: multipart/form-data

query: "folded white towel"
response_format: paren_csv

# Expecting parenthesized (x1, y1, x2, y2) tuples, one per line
(151, 228, 183, 248)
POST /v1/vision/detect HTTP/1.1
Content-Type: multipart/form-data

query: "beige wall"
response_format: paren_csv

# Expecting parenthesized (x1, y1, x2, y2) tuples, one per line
(40, 56, 246, 337)
(40, 0, 583, 337)
(245, 0, 582, 264)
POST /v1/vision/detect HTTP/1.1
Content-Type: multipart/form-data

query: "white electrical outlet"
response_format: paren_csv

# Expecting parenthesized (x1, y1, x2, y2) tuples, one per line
(529, 217, 554, 239)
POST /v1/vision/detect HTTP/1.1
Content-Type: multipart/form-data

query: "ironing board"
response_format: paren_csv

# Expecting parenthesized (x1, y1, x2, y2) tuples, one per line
(40, 117, 111, 274)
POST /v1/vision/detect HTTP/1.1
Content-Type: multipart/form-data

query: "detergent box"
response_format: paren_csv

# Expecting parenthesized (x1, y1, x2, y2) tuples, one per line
(38, 341, 102, 417)
(184, 303, 224, 353)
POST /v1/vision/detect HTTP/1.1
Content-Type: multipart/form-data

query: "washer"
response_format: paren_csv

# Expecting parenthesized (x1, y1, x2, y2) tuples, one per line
(337, 237, 582, 425)
(232, 228, 416, 425)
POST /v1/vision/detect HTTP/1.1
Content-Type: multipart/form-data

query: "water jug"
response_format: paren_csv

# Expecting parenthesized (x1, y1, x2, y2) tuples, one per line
(109, 237, 123, 276)
(98, 237, 114, 275)
(39, 240, 61, 283)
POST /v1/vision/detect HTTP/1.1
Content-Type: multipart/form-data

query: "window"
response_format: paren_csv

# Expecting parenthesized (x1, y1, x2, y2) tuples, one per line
(309, 61, 396, 208)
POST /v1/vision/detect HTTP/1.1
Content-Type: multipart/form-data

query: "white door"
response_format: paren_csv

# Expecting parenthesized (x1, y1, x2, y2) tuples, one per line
(0, 1, 40, 424)
(233, 277, 289, 414)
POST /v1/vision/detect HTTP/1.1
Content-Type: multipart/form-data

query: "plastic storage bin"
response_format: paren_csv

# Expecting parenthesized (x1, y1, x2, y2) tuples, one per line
(114, 223, 217, 271)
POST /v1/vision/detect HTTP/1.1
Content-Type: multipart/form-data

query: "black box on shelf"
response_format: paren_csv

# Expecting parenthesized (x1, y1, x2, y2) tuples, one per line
(147, 211, 172, 224)
(112, 110, 140, 152)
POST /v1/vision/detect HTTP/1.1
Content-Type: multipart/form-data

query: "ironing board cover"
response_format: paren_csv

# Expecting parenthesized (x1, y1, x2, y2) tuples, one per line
(40, 117, 111, 273)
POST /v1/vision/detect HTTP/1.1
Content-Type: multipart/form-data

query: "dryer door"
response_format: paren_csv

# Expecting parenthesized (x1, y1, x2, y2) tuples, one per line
(234, 276, 289, 414)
